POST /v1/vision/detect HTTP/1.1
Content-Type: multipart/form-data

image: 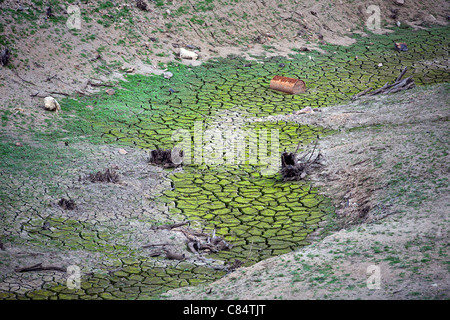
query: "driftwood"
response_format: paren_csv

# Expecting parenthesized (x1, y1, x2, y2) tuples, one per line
(142, 243, 171, 248)
(15, 263, 66, 273)
(150, 221, 189, 231)
(164, 250, 185, 261)
(281, 139, 323, 181)
(146, 221, 232, 261)
(352, 67, 415, 99)
(207, 259, 244, 273)
(87, 79, 117, 88)
(180, 227, 232, 255)
(148, 148, 183, 168)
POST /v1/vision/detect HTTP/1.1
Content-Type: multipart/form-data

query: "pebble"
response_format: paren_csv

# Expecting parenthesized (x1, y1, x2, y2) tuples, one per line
(163, 71, 173, 79)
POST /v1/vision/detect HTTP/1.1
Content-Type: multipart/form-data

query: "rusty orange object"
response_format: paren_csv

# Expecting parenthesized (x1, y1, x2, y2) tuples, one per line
(269, 76, 306, 94)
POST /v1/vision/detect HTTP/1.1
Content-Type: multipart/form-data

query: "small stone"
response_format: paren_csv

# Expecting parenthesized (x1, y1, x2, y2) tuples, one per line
(126, 67, 135, 73)
(378, 62, 383, 67)
(15, 142, 22, 147)
(394, 0, 404, 5)
(106, 89, 115, 95)
(163, 71, 173, 79)
(118, 148, 128, 155)
(43, 96, 61, 112)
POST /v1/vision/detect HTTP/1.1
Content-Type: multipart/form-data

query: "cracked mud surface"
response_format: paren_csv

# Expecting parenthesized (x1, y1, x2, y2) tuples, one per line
(1, 24, 449, 299)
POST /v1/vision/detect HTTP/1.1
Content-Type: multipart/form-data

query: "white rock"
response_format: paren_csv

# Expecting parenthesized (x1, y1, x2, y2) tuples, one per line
(163, 71, 173, 79)
(44, 96, 61, 112)
(179, 47, 198, 60)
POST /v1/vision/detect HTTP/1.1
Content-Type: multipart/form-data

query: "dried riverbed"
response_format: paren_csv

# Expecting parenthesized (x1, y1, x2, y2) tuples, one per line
(0, 26, 449, 299)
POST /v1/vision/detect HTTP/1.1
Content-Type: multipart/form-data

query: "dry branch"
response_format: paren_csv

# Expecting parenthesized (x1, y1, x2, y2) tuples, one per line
(150, 221, 189, 231)
(15, 263, 66, 273)
(179, 227, 232, 255)
(352, 67, 415, 99)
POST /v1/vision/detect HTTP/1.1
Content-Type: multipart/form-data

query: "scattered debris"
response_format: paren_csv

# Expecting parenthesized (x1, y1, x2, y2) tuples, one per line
(87, 79, 117, 88)
(294, 106, 314, 115)
(179, 48, 198, 60)
(0, 47, 10, 66)
(180, 227, 233, 255)
(226, 259, 244, 272)
(83, 168, 120, 184)
(45, 6, 53, 19)
(352, 66, 415, 99)
(390, 8, 399, 20)
(58, 198, 76, 210)
(15, 263, 66, 273)
(270, 76, 306, 94)
(146, 222, 232, 261)
(150, 221, 190, 231)
(186, 44, 200, 50)
(135, 0, 148, 11)
(394, 42, 408, 51)
(164, 250, 185, 261)
(281, 139, 323, 181)
(148, 148, 183, 168)
(43, 96, 61, 112)
(42, 221, 50, 230)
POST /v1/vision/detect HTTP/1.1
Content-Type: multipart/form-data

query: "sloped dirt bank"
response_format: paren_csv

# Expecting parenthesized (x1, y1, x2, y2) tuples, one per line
(164, 83, 449, 299)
